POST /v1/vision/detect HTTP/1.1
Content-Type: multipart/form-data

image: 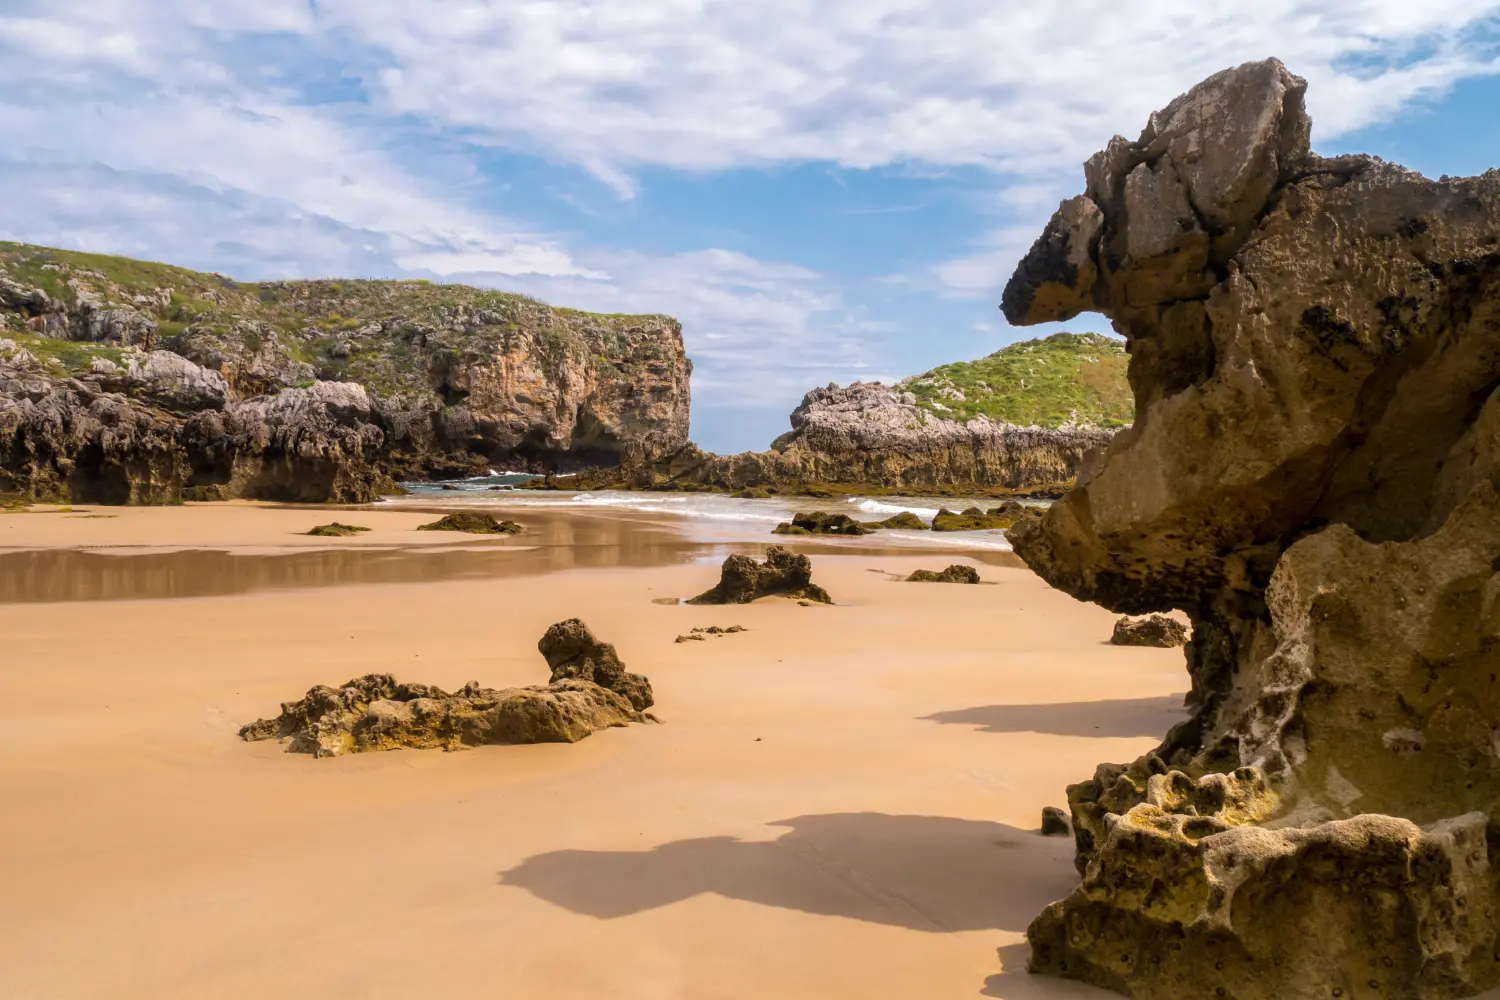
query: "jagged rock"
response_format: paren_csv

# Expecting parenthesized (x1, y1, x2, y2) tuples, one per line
(241, 620, 654, 756)
(1001, 58, 1500, 999)
(674, 633, 705, 643)
(772, 511, 871, 536)
(1039, 806, 1071, 836)
(932, 507, 1004, 531)
(906, 565, 981, 584)
(416, 513, 522, 534)
(878, 511, 928, 530)
(538, 618, 654, 711)
(0, 244, 692, 503)
(306, 522, 370, 537)
(688, 546, 833, 605)
(239, 672, 648, 757)
(1110, 614, 1188, 647)
(692, 625, 746, 635)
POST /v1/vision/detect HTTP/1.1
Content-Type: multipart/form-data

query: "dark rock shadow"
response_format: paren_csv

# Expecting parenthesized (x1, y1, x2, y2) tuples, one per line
(922, 695, 1188, 739)
(982, 940, 1118, 998)
(498, 812, 1079, 933)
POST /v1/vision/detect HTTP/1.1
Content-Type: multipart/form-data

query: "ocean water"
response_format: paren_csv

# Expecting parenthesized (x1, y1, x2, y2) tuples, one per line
(389, 475, 1046, 552)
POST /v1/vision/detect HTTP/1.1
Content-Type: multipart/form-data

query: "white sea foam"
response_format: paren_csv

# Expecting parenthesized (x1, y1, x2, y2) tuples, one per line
(854, 498, 942, 519)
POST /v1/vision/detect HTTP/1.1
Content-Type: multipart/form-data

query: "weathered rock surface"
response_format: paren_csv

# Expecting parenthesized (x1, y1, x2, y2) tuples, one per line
(1110, 614, 1188, 648)
(687, 546, 833, 605)
(930, 502, 1043, 532)
(1039, 806, 1072, 837)
(417, 512, 523, 535)
(772, 511, 872, 536)
(876, 511, 928, 530)
(538, 618, 654, 712)
(906, 565, 981, 584)
(1001, 58, 1500, 999)
(240, 621, 653, 756)
(0, 244, 691, 503)
(579, 378, 1114, 495)
(306, 522, 370, 537)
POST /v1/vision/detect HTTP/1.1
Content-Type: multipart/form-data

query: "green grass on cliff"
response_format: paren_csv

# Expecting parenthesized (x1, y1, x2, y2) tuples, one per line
(0, 243, 685, 393)
(902, 332, 1133, 429)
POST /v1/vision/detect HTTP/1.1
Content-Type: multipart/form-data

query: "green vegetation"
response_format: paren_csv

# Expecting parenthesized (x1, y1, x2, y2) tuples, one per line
(902, 332, 1132, 429)
(0, 242, 685, 392)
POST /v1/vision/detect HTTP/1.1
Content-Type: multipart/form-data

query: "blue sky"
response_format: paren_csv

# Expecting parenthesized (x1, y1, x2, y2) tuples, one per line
(1, 3, 1498, 451)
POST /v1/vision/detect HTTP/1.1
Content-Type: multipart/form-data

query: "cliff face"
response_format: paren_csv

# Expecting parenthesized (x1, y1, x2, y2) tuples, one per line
(594, 340, 1121, 495)
(1002, 59, 1500, 999)
(0, 244, 690, 502)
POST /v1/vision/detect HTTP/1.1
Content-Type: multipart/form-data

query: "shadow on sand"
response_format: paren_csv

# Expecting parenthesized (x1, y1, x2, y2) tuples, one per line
(498, 812, 1080, 934)
(921, 695, 1188, 739)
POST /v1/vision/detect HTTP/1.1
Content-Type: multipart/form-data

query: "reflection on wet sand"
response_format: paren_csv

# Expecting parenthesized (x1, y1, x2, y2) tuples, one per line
(0, 507, 1025, 603)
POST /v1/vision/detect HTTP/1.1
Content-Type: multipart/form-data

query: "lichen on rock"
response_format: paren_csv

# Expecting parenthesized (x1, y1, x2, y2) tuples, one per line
(1000, 57, 1500, 999)
(687, 545, 832, 605)
(416, 512, 523, 535)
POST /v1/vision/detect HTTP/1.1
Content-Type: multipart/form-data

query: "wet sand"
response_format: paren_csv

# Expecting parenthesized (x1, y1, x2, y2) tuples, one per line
(3, 502, 1181, 998)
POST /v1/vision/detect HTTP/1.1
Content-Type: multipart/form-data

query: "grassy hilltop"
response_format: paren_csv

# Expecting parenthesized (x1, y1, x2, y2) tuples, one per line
(901, 332, 1132, 429)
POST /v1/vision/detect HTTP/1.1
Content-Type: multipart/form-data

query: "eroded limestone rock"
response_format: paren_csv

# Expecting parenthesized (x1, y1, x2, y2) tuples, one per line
(687, 545, 832, 605)
(416, 512, 522, 534)
(1111, 614, 1188, 647)
(772, 511, 872, 536)
(241, 621, 653, 757)
(1000, 57, 1500, 999)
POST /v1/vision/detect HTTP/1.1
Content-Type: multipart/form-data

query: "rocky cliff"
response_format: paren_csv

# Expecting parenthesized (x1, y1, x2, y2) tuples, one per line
(0, 243, 690, 502)
(1003, 59, 1500, 999)
(576, 335, 1122, 496)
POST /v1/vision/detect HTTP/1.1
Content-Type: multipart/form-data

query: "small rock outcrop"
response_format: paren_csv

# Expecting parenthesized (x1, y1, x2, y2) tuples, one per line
(687, 546, 833, 605)
(538, 618, 654, 712)
(306, 522, 370, 537)
(772, 511, 871, 536)
(1039, 806, 1071, 837)
(876, 511, 928, 530)
(417, 512, 523, 535)
(1109, 614, 1188, 647)
(906, 565, 981, 584)
(240, 621, 653, 757)
(930, 503, 1043, 532)
(1001, 58, 1500, 999)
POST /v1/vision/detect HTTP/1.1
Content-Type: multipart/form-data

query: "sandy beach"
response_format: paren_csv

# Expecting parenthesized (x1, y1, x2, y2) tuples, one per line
(3, 500, 1185, 999)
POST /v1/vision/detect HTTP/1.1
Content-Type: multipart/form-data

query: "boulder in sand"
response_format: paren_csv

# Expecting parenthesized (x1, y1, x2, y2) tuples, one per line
(240, 620, 652, 757)
(688, 545, 832, 605)
(306, 522, 370, 537)
(906, 565, 981, 584)
(417, 512, 522, 534)
(1109, 614, 1187, 647)
(772, 510, 872, 536)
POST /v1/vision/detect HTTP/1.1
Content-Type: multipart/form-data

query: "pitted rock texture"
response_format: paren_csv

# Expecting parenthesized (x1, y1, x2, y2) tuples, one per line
(0, 244, 690, 503)
(538, 618, 654, 712)
(687, 546, 832, 605)
(240, 620, 653, 757)
(1110, 614, 1188, 647)
(1001, 58, 1500, 999)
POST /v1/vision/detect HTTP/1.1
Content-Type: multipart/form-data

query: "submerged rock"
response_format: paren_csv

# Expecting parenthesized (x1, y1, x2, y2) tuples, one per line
(688, 546, 833, 605)
(240, 620, 653, 757)
(906, 565, 981, 584)
(1001, 58, 1500, 999)
(1110, 614, 1188, 647)
(306, 522, 370, 537)
(416, 512, 522, 534)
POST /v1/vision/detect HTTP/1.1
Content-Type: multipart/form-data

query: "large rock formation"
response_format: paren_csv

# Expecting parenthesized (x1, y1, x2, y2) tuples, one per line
(687, 546, 833, 605)
(1001, 59, 1500, 999)
(581, 377, 1113, 495)
(0, 246, 690, 503)
(240, 620, 653, 757)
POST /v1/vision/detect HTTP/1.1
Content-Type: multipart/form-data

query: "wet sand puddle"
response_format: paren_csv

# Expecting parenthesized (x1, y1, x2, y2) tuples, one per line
(0, 505, 1024, 603)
